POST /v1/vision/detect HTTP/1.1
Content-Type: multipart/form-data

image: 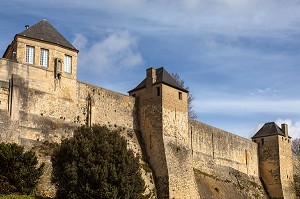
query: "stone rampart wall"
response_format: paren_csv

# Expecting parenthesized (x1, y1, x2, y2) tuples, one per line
(190, 120, 259, 177)
(0, 58, 136, 144)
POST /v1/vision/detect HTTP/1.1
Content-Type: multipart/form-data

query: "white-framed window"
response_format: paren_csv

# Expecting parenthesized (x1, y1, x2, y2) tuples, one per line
(64, 55, 72, 73)
(40, 49, 49, 67)
(26, 46, 34, 64)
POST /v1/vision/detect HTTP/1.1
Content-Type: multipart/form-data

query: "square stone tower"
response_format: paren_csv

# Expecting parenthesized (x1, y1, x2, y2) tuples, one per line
(252, 122, 296, 199)
(3, 19, 78, 80)
(129, 67, 199, 199)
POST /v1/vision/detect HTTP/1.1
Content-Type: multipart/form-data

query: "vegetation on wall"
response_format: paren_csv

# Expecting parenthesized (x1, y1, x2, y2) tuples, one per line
(0, 143, 44, 195)
(51, 125, 146, 199)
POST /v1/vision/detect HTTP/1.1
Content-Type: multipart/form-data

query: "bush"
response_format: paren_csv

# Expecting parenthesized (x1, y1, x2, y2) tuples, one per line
(0, 143, 44, 195)
(51, 125, 145, 199)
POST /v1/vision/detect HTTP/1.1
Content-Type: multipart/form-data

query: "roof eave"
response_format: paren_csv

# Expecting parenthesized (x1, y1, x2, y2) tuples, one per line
(128, 85, 146, 93)
(154, 82, 189, 93)
(15, 34, 79, 53)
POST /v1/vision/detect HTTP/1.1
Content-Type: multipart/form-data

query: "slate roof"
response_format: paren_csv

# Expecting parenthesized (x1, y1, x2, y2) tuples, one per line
(16, 19, 78, 52)
(129, 67, 188, 93)
(252, 122, 285, 139)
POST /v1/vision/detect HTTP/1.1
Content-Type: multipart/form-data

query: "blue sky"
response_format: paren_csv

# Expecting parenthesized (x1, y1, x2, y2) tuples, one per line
(1, 0, 300, 138)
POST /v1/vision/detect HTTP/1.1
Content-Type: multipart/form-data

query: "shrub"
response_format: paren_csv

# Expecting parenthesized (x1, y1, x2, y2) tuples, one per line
(51, 125, 145, 199)
(0, 143, 44, 195)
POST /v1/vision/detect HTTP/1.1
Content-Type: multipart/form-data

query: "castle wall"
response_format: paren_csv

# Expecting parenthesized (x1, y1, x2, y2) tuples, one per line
(76, 82, 137, 130)
(190, 120, 259, 177)
(0, 58, 156, 197)
(0, 58, 136, 144)
(279, 136, 295, 198)
(161, 84, 199, 199)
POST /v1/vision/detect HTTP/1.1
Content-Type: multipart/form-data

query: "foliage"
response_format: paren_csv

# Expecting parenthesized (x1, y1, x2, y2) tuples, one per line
(171, 72, 197, 119)
(51, 125, 145, 199)
(0, 143, 44, 195)
(32, 141, 59, 157)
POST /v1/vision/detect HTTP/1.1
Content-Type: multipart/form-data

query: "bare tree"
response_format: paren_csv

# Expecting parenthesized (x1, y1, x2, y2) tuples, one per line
(171, 73, 197, 119)
(293, 138, 300, 156)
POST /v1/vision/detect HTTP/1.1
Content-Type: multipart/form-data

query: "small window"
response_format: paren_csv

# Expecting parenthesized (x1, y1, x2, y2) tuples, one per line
(179, 92, 182, 100)
(261, 138, 264, 145)
(64, 55, 72, 73)
(26, 46, 35, 64)
(40, 49, 49, 67)
(156, 87, 160, 96)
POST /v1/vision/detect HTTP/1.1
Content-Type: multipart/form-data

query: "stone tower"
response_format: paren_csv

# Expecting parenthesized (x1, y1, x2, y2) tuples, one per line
(129, 67, 199, 199)
(252, 122, 296, 198)
(3, 19, 78, 80)
(1, 19, 79, 143)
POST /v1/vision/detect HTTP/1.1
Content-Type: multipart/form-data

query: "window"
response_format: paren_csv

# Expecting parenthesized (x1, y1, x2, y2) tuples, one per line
(26, 46, 34, 64)
(179, 92, 182, 100)
(261, 138, 264, 145)
(156, 87, 160, 96)
(64, 55, 72, 73)
(40, 49, 49, 67)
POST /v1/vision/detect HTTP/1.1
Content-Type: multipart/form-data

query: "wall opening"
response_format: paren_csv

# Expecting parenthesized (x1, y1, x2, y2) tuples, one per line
(156, 87, 160, 96)
(150, 132, 153, 149)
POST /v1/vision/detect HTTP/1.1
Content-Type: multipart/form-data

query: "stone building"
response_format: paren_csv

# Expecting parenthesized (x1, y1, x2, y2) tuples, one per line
(0, 19, 296, 198)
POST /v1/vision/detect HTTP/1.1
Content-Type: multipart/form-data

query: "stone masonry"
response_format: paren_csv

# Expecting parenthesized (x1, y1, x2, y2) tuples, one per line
(0, 19, 296, 198)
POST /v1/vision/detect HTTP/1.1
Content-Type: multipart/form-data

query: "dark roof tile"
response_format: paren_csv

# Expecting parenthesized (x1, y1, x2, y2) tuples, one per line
(129, 67, 188, 93)
(17, 19, 78, 52)
(252, 122, 284, 139)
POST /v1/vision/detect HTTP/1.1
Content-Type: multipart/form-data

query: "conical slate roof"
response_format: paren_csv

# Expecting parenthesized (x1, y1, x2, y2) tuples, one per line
(17, 19, 78, 52)
(252, 122, 285, 139)
(129, 67, 188, 93)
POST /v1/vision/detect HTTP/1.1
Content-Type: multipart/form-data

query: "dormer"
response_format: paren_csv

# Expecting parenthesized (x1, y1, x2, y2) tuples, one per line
(2, 19, 79, 80)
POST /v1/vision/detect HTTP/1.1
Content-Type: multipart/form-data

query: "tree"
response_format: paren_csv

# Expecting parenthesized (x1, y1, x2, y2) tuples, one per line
(51, 125, 145, 199)
(171, 72, 197, 119)
(0, 142, 44, 195)
(292, 138, 300, 156)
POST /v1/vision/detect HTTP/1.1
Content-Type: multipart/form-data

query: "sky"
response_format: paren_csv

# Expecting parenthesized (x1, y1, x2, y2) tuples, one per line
(1, 0, 300, 139)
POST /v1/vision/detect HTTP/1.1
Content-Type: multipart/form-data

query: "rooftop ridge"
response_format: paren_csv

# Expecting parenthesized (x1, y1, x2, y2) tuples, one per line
(17, 19, 78, 52)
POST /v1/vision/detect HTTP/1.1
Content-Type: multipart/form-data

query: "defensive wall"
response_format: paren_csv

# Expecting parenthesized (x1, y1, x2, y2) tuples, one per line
(0, 58, 157, 197)
(0, 58, 137, 143)
(0, 18, 296, 198)
(190, 120, 259, 177)
(0, 57, 271, 198)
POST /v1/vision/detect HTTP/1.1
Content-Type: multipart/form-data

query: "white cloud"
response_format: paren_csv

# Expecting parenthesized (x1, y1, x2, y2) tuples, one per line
(77, 30, 143, 76)
(275, 119, 300, 139)
(14, 0, 300, 39)
(195, 98, 300, 115)
(249, 88, 278, 97)
(72, 34, 87, 50)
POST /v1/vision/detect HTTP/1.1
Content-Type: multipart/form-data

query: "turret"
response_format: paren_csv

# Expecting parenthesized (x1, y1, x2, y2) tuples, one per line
(252, 122, 296, 198)
(129, 67, 198, 199)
